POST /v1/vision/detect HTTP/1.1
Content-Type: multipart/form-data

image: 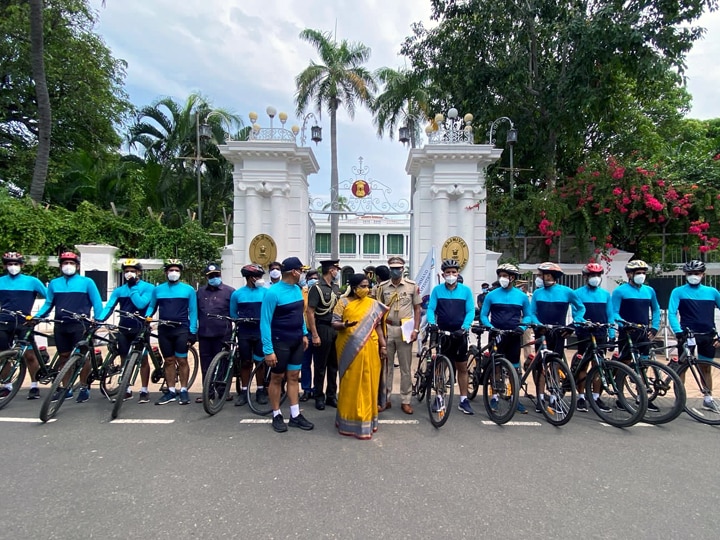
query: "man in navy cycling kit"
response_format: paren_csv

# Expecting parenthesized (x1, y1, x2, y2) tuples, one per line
(261, 256, 314, 433)
(668, 260, 720, 413)
(427, 259, 476, 415)
(97, 258, 155, 403)
(0, 252, 47, 400)
(36, 251, 104, 403)
(480, 263, 531, 413)
(145, 259, 198, 406)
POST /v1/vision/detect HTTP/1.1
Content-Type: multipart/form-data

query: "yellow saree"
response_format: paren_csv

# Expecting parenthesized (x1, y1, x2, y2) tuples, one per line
(333, 296, 388, 439)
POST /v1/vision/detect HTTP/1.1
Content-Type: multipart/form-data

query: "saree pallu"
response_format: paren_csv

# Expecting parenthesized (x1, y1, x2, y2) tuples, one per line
(333, 297, 388, 439)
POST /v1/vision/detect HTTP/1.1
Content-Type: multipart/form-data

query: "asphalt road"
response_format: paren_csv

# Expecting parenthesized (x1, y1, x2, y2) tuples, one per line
(1, 389, 718, 539)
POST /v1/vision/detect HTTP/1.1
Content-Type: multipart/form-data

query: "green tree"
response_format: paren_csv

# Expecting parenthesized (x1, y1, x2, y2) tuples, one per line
(295, 29, 376, 259)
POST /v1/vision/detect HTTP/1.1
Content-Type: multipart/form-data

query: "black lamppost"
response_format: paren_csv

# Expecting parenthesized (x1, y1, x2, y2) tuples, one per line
(488, 117, 518, 196)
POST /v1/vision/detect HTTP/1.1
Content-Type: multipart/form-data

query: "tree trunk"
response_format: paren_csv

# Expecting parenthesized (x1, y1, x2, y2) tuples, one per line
(330, 105, 339, 260)
(29, 0, 51, 203)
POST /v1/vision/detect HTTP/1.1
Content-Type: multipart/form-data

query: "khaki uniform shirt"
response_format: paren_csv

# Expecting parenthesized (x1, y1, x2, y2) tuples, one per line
(376, 278, 422, 325)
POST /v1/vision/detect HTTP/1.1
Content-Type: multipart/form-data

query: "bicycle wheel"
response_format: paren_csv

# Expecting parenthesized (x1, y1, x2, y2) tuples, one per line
(637, 359, 685, 425)
(412, 350, 429, 402)
(247, 361, 287, 416)
(186, 346, 199, 390)
(39, 355, 82, 422)
(482, 355, 519, 425)
(676, 359, 720, 425)
(100, 352, 124, 398)
(203, 350, 233, 416)
(0, 350, 25, 410)
(111, 352, 140, 420)
(426, 354, 454, 428)
(466, 348, 480, 401)
(586, 360, 647, 428)
(540, 355, 576, 426)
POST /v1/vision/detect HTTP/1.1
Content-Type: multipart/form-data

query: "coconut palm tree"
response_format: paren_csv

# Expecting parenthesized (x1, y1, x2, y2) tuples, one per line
(295, 28, 376, 259)
(28, 0, 51, 203)
(321, 195, 351, 220)
(372, 67, 430, 149)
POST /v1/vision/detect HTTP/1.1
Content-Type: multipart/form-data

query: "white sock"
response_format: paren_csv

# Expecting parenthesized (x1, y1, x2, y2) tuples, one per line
(290, 404, 300, 417)
(592, 393, 599, 400)
(180, 387, 187, 392)
(460, 395, 467, 402)
(141, 387, 148, 393)
(241, 387, 248, 391)
(30, 382, 39, 389)
(168, 388, 176, 394)
(272, 409, 281, 417)
(4, 384, 12, 390)
(257, 386, 264, 391)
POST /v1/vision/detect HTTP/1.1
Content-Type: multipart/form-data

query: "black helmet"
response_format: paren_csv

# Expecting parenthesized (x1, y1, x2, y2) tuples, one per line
(441, 259, 460, 271)
(682, 260, 706, 273)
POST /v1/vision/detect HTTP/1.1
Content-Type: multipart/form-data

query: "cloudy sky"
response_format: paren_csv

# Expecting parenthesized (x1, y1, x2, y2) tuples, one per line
(88, 1, 720, 205)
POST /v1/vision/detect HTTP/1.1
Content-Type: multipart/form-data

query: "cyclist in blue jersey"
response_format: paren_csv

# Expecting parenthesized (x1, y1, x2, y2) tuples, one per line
(0, 252, 47, 400)
(573, 262, 615, 413)
(427, 259, 476, 415)
(668, 260, 720, 412)
(611, 259, 660, 356)
(36, 251, 104, 403)
(480, 263, 531, 413)
(529, 262, 585, 413)
(229, 263, 267, 406)
(145, 259, 198, 406)
(261, 256, 313, 433)
(97, 258, 155, 403)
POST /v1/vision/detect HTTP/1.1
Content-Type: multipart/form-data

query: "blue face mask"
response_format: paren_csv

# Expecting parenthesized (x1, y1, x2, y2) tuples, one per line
(298, 278, 307, 287)
(208, 277, 222, 287)
(390, 268, 403, 279)
(307, 278, 318, 288)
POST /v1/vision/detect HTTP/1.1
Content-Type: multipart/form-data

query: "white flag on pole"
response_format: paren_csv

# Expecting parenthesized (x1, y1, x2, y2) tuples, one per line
(413, 247, 437, 328)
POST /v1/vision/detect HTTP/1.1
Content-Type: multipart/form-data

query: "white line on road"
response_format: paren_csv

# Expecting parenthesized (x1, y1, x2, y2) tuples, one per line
(378, 419, 419, 425)
(110, 419, 175, 424)
(0, 417, 56, 423)
(240, 418, 271, 424)
(599, 422, 655, 427)
(480, 420, 542, 426)
(239, 418, 420, 425)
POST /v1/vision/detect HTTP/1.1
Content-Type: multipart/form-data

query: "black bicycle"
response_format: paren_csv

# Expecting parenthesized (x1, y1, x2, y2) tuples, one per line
(570, 322, 647, 428)
(411, 325, 455, 428)
(517, 324, 577, 426)
(246, 355, 287, 416)
(465, 325, 520, 424)
(616, 320, 685, 425)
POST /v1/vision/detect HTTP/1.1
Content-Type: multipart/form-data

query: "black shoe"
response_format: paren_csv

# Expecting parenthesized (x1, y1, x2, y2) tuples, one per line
(272, 414, 287, 433)
(647, 400, 660, 413)
(315, 397, 326, 410)
(289, 413, 314, 430)
(576, 397, 588, 412)
(299, 390, 314, 402)
(596, 398, 612, 413)
(27, 387, 40, 400)
(256, 389, 268, 405)
(325, 396, 338, 408)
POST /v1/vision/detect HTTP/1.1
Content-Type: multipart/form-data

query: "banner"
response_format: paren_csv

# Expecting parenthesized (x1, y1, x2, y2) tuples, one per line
(413, 247, 437, 325)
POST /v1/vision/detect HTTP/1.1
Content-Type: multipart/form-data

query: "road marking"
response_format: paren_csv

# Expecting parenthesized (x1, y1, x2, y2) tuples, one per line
(110, 419, 175, 424)
(690, 408, 708, 418)
(240, 418, 271, 424)
(481, 420, 541, 426)
(599, 422, 655, 427)
(0, 417, 56, 423)
(379, 419, 419, 425)
(239, 419, 420, 425)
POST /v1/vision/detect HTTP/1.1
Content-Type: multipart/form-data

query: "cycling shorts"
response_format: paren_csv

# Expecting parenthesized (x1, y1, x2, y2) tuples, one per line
(270, 337, 304, 374)
(158, 326, 190, 358)
(238, 337, 264, 363)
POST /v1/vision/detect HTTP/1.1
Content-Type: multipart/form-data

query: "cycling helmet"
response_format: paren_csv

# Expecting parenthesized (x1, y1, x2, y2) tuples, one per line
(682, 260, 706, 273)
(2, 252, 24, 264)
(164, 259, 184, 271)
(496, 263, 520, 277)
(624, 260, 649, 272)
(241, 263, 265, 278)
(582, 262, 604, 275)
(121, 258, 142, 271)
(441, 259, 460, 271)
(58, 251, 80, 264)
(537, 262, 563, 277)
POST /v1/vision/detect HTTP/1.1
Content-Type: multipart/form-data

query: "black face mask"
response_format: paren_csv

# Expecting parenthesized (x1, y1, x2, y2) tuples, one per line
(390, 268, 403, 279)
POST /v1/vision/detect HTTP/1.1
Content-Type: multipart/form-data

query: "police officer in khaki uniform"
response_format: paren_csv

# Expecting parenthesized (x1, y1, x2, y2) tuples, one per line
(375, 256, 422, 414)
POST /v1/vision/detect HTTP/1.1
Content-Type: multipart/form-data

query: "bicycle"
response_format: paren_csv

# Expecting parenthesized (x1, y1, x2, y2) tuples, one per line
(569, 322, 647, 428)
(39, 312, 121, 422)
(616, 320, 686, 425)
(663, 328, 720, 425)
(108, 311, 200, 419)
(246, 354, 287, 416)
(465, 325, 519, 424)
(202, 315, 259, 416)
(410, 325, 455, 428)
(517, 324, 577, 426)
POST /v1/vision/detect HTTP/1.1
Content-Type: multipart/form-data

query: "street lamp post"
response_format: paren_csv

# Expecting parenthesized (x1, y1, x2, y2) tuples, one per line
(487, 117, 518, 196)
(292, 113, 322, 146)
(195, 110, 228, 226)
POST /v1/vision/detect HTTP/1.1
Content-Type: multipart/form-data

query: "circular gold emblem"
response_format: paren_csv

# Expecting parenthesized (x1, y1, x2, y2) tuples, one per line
(351, 180, 371, 198)
(441, 236, 469, 271)
(249, 234, 277, 267)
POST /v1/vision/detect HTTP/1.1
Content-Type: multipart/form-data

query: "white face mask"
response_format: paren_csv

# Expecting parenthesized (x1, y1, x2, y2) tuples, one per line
(588, 276, 602, 288)
(269, 269, 281, 280)
(167, 271, 181, 282)
(535, 277, 544, 289)
(6, 264, 21, 276)
(498, 277, 510, 289)
(444, 275, 457, 285)
(62, 264, 77, 276)
(124, 271, 137, 281)
(254, 278, 266, 288)
(686, 275, 702, 286)
(632, 274, 646, 285)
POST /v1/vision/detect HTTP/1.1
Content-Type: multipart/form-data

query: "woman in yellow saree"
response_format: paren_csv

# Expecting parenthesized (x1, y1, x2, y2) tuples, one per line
(332, 274, 388, 439)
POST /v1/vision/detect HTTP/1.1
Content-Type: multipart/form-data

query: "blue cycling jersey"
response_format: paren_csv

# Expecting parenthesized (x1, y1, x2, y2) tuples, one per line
(530, 283, 585, 325)
(230, 285, 267, 338)
(261, 281, 307, 355)
(0, 273, 47, 322)
(36, 274, 103, 322)
(98, 280, 155, 331)
(426, 282, 475, 331)
(574, 284, 615, 339)
(668, 283, 720, 335)
(611, 283, 660, 330)
(145, 281, 198, 333)
(480, 286, 530, 330)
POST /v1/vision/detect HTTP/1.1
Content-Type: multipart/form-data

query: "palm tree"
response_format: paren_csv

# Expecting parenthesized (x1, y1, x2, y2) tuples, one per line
(28, 0, 51, 203)
(321, 195, 351, 221)
(295, 29, 376, 259)
(372, 67, 430, 149)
